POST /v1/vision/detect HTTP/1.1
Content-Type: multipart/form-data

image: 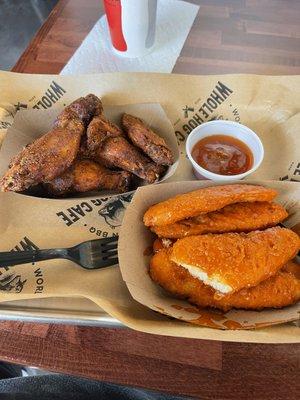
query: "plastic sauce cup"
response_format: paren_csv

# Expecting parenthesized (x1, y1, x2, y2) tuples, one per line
(186, 120, 264, 181)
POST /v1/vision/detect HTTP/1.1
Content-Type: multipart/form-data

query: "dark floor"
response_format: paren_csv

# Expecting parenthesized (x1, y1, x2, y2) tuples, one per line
(0, 0, 58, 70)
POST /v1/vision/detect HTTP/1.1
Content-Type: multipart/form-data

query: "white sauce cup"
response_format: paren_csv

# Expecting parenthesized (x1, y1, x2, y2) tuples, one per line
(185, 120, 264, 181)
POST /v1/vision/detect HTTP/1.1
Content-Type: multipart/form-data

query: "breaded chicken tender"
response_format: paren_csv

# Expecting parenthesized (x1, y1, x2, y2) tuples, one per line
(151, 202, 288, 238)
(171, 227, 300, 294)
(150, 249, 300, 311)
(143, 184, 277, 227)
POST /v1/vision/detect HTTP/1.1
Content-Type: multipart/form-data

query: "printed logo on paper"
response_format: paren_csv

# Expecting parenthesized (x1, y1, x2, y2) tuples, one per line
(0, 273, 27, 293)
(98, 193, 133, 229)
(280, 161, 300, 182)
(56, 193, 133, 236)
(0, 236, 45, 294)
(174, 80, 239, 143)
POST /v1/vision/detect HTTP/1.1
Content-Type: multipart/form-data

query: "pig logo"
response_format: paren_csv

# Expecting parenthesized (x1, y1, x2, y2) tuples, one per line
(0, 273, 27, 293)
(98, 193, 133, 228)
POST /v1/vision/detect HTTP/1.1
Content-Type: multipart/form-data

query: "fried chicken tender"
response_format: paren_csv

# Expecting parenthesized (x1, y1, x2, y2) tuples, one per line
(171, 227, 300, 294)
(151, 202, 288, 238)
(283, 260, 300, 279)
(122, 113, 174, 166)
(143, 184, 278, 227)
(0, 94, 103, 193)
(150, 249, 300, 311)
(92, 136, 162, 184)
(87, 115, 124, 154)
(46, 159, 132, 196)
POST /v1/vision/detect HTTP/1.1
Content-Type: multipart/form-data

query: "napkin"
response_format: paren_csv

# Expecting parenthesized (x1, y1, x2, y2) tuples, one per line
(60, 0, 199, 75)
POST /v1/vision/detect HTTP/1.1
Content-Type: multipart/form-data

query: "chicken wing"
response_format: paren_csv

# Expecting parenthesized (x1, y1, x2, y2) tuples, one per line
(1, 121, 84, 192)
(91, 136, 162, 184)
(86, 114, 124, 154)
(151, 201, 288, 238)
(170, 227, 300, 294)
(122, 113, 174, 165)
(55, 94, 103, 128)
(150, 248, 300, 311)
(46, 159, 132, 196)
(143, 184, 278, 227)
(0, 95, 102, 193)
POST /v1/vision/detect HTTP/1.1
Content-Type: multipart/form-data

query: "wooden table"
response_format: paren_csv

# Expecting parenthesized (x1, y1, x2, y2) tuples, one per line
(3, 0, 300, 398)
(12, 0, 300, 75)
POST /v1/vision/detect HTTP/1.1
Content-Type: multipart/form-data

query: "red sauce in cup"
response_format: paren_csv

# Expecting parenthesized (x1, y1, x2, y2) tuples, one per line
(191, 135, 253, 176)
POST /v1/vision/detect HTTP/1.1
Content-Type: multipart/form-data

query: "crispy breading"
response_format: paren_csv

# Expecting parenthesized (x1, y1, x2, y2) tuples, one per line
(122, 113, 173, 166)
(143, 184, 278, 227)
(283, 260, 300, 279)
(46, 159, 132, 196)
(150, 249, 300, 311)
(171, 227, 300, 294)
(151, 202, 288, 238)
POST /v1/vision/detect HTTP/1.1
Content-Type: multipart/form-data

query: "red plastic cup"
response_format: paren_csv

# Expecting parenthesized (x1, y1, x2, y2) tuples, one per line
(103, 0, 157, 58)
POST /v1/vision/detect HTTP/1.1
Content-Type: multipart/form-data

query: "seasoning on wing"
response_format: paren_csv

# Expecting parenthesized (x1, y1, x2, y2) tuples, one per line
(55, 93, 103, 128)
(122, 113, 174, 166)
(150, 249, 300, 311)
(151, 202, 288, 238)
(87, 114, 124, 154)
(90, 136, 162, 184)
(170, 227, 300, 294)
(46, 159, 132, 196)
(0, 94, 102, 193)
(143, 184, 278, 227)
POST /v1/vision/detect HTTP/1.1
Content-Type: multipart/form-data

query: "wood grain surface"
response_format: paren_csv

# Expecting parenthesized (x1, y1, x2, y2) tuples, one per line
(0, 321, 299, 399)
(3, 0, 300, 398)
(12, 0, 300, 75)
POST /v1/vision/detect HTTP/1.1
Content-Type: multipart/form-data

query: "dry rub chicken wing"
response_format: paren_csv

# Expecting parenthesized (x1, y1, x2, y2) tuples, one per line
(46, 159, 132, 196)
(1, 120, 84, 192)
(171, 227, 300, 294)
(91, 136, 162, 184)
(151, 201, 288, 238)
(55, 94, 103, 128)
(150, 249, 300, 311)
(122, 113, 174, 166)
(0, 94, 102, 192)
(86, 114, 124, 154)
(143, 184, 278, 227)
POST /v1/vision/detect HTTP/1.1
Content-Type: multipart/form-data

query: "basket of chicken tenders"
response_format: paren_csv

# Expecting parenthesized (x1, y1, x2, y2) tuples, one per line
(118, 180, 300, 339)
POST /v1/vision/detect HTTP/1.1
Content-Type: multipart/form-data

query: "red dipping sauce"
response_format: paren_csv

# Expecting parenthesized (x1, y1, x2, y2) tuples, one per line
(191, 135, 253, 176)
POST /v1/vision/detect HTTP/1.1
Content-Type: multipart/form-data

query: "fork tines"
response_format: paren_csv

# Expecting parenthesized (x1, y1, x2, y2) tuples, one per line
(90, 236, 119, 267)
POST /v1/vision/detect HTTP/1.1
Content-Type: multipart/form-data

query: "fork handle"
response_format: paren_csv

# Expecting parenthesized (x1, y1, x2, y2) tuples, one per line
(0, 248, 68, 268)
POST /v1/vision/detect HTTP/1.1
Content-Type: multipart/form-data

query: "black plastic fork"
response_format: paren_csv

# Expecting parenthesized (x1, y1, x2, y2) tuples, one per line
(0, 237, 118, 269)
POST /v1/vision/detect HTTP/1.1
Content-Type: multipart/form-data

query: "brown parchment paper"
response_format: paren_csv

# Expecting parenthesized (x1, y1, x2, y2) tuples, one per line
(0, 71, 300, 183)
(0, 70, 299, 342)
